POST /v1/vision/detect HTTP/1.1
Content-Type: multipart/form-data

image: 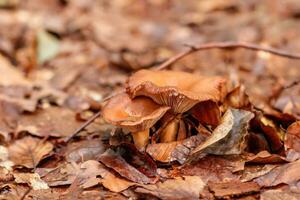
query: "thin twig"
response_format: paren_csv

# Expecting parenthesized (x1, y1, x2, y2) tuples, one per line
(156, 41, 300, 70)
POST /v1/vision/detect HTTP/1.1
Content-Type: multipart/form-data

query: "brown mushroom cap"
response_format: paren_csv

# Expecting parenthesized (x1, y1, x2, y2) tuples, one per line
(102, 93, 170, 132)
(126, 70, 227, 113)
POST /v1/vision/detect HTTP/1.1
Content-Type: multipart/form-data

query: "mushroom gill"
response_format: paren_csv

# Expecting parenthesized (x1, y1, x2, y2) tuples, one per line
(126, 69, 227, 113)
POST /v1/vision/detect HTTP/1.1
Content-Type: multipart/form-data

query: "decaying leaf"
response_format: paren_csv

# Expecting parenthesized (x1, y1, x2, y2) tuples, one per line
(190, 100, 221, 127)
(171, 134, 207, 164)
(99, 148, 156, 184)
(65, 140, 106, 163)
(208, 180, 260, 199)
(191, 108, 254, 156)
(127, 69, 227, 113)
(261, 187, 300, 200)
(255, 159, 300, 187)
(285, 121, 300, 152)
(36, 162, 79, 186)
(14, 173, 49, 190)
(146, 141, 181, 163)
(135, 176, 205, 200)
(79, 160, 135, 192)
(8, 136, 53, 168)
(17, 107, 83, 138)
(259, 116, 285, 152)
(102, 93, 169, 132)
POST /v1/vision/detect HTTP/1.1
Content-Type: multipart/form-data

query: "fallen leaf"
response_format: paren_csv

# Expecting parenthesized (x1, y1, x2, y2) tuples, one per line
(285, 121, 300, 152)
(255, 159, 300, 187)
(8, 136, 53, 168)
(171, 134, 207, 164)
(79, 160, 135, 192)
(146, 141, 181, 163)
(190, 100, 221, 127)
(180, 155, 241, 183)
(17, 107, 83, 137)
(245, 151, 287, 164)
(135, 176, 205, 200)
(241, 165, 277, 182)
(14, 173, 49, 190)
(65, 140, 106, 163)
(208, 181, 260, 199)
(37, 162, 79, 186)
(191, 108, 254, 156)
(99, 149, 155, 184)
(261, 187, 300, 200)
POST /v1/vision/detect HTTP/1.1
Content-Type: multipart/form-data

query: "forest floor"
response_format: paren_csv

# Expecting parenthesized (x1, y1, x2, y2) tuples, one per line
(0, 0, 300, 199)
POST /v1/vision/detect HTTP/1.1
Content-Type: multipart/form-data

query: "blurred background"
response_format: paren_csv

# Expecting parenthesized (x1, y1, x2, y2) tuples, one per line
(0, 0, 299, 117)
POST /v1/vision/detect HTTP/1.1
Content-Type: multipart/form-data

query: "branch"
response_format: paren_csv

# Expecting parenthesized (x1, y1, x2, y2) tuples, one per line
(156, 41, 300, 70)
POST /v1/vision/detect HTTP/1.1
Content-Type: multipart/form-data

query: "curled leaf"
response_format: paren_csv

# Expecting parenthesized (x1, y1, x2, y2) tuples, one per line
(191, 108, 254, 156)
(127, 69, 227, 113)
(8, 136, 53, 168)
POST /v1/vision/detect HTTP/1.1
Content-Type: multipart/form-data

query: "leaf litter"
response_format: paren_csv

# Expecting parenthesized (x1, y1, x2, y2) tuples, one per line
(1, 1, 300, 199)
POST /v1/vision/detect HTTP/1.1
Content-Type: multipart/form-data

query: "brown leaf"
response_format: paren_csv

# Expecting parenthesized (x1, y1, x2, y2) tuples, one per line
(245, 151, 287, 164)
(65, 140, 106, 163)
(146, 141, 180, 163)
(14, 173, 49, 190)
(190, 100, 221, 127)
(99, 148, 156, 184)
(255, 159, 300, 187)
(135, 176, 205, 200)
(171, 134, 207, 164)
(259, 116, 284, 152)
(191, 108, 254, 157)
(208, 181, 260, 199)
(102, 93, 169, 132)
(127, 69, 227, 113)
(79, 160, 135, 192)
(36, 162, 79, 186)
(286, 121, 300, 152)
(261, 187, 300, 200)
(8, 136, 53, 168)
(180, 155, 241, 183)
(224, 85, 252, 110)
(17, 107, 83, 137)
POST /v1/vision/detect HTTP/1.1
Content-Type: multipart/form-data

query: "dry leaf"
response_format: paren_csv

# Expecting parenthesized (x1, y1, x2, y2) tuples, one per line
(65, 140, 106, 163)
(191, 108, 254, 156)
(8, 136, 53, 168)
(286, 121, 300, 152)
(208, 181, 260, 198)
(14, 173, 49, 190)
(255, 159, 300, 187)
(99, 149, 156, 184)
(261, 187, 300, 200)
(17, 107, 83, 137)
(135, 176, 205, 200)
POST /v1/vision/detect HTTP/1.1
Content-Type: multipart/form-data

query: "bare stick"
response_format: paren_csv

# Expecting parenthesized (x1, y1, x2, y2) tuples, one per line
(156, 41, 300, 70)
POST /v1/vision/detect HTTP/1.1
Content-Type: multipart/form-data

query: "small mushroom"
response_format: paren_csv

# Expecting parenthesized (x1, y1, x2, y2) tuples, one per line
(102, 93, 170, 148)
(127, 69, 227, 113)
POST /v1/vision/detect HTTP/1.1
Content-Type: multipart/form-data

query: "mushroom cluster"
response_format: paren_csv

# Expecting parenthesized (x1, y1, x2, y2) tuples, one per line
(102, 69, 227, 152)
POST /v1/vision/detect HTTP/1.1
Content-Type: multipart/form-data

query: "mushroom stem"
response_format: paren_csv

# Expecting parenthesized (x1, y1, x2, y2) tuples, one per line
(132, 129, 149, 150)
(160, 119, 179, 143)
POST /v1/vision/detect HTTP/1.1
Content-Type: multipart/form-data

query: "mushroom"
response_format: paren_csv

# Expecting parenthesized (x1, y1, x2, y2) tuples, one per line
(127, 69, 227, 113)
(102, 93, 169, 149)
